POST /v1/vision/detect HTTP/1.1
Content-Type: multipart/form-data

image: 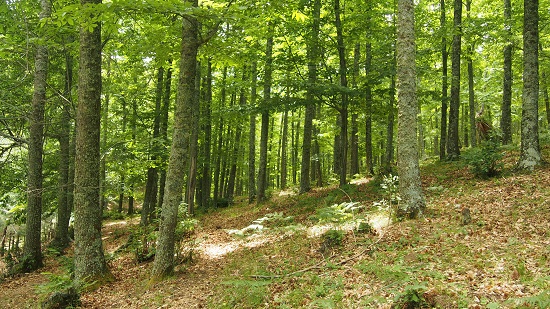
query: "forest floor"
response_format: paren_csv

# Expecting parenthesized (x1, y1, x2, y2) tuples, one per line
(1, 147, 550, 308)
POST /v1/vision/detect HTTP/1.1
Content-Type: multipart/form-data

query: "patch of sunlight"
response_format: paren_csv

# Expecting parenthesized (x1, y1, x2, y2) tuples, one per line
(104, 220, 128, 227)
(200, 242, 239, 259)
(368, 212, 391, 234)
(278, 189, 296, 196)
(199, 234, 279, 259)
(350, 177, 371, 185)
(306, 222, 357, 238)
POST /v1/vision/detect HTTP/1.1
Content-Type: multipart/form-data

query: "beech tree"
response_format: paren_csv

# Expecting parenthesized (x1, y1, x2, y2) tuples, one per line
(396, 0, 425, 218)
(73, 0, 111, 285)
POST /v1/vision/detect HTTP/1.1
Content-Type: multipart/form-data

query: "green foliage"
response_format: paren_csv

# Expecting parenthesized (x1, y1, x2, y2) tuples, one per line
(319, 229, 344, 253)
(393, 283, 428, 309)
(102, 210, 126, 221)
(512, 291, 550, 308)
(219, 279, 270, 308)
(464, 131, 504, 178)
(312, 202, 363, 224)
(373, 174, 400, 220)
(355, 220, 374, 234)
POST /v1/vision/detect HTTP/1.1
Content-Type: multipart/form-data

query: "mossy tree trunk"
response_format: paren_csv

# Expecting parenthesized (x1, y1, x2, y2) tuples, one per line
(74, 0, 111, 286)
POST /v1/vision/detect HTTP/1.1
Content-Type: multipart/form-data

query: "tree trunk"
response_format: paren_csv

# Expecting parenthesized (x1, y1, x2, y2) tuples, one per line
(466, 0, 476, 148)
(396, 0, 425, 219)
(200, 59, 213, 208)
(280, 110, 288, 189)
(518, 0, 541, 170)
(501, 0, 513, 145)
(213, 67, 226, 207)
(52, 43, 74, 251)
(248, 62, 257, 203)
(23, 0, 51, 271)
(384, 75, 396, 174)
(257, 36, 273, 202)
(439, 0, 448, 160)
(365, 42, 374, 175)
(447, 0, 462, 160)
(152, 1, 198, 279)
(141, 66, 164, 225)
(74, 0, 111, 285)
(186, 61, 201, 215)
(350, 43, 360, 176)
(335, 0, 348, 186)
(157, 61, 173, 214)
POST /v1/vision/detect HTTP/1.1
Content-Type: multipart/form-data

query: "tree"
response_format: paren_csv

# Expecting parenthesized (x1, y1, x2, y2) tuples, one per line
(334, 0, 348, 186)
(257, 35, 273, 202)
(447, 0, 461, 160)
(73, 0, 111, 285)
(23, 0, 51, 271)
(439, 0, 448, 160)
(396, 0, 425, 218)
(151, 0, 199, 280)
(500, 0, 512, 145)
(517, 0, 541, 170)
(300, 0, 321, 193)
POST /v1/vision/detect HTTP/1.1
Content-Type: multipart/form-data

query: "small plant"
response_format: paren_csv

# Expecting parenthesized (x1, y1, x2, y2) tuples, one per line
(373, 174, 400, 220)
(313, 202, 363, 224)
(355, 220, 375, 235)
(393, 283, 428, 309)
(319, 229, 344, 254)
(464, 131, 503, 178)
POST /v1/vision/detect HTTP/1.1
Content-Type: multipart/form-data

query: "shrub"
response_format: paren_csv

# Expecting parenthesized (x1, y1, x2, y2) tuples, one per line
(464, 131, 503, 178)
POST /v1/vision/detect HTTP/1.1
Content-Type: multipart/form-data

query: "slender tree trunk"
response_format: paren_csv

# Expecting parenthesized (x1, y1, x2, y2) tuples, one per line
(141, 66, 164, 225)
(200, 59, 213, 208)
(300, 0, 320, 193)
(350, 43, 360, 176)
(440, 0, 448, 160)
(186, 61, 201, 215)
(152, 0, 199, 279)
(384, 75, 396, 174)
(227, 73, 246, 199)
(501, 0, 513, 144)
(365, 42, 374, 175)
(213, 67, 226, 207)
(157, 61, 172, 214)
(248, 62, 257, 203)
(397, 0, 425, 219)
(280, 110, 288, 189)
(466, 0, 476, 147)
(518, 0, 541, 170)
(447, 0, 462, 160)
(335, 0, 348, 186)
(52, 43, 74, 250)
(23, 0, 51, 271)
(127, 95, 137, 215)
(74, 0, 111, 285)
(257, 35, 273, 202)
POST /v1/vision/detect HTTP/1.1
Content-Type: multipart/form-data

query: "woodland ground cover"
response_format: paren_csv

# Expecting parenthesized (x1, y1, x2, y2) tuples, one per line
(1, 147, 549, 308)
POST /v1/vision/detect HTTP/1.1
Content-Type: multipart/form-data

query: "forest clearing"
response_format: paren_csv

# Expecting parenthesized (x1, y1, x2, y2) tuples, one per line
(1, 150, 549, 308)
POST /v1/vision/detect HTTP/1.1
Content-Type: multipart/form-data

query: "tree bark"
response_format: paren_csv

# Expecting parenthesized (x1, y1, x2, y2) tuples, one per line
(74, 0, 111, 285)
(397, 0, 425, 219)
(248, 62, 257, 203)
(350, 43, 360, 176)
(141, 66, 164, 225)
(23, 0, 51, 271)
(200, 59, 213, 208)
(466, 0, 476, 148)
(157, 61, 173, 214)
(518, 0, 541, 170)
(186, 61, 201, 215)
(365, 42, 374, 175)
(257, 36, 273, 202)
(280, 110, 288, 189)
(447, 0, 462, 160)
(300, 0, 320, 193)
(152, 0, 198, 279)
(439, 0, 448, 160)
(52, 41, 74, 251)
(335, 0, 348, 186)
(500, 0, 513, 145)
